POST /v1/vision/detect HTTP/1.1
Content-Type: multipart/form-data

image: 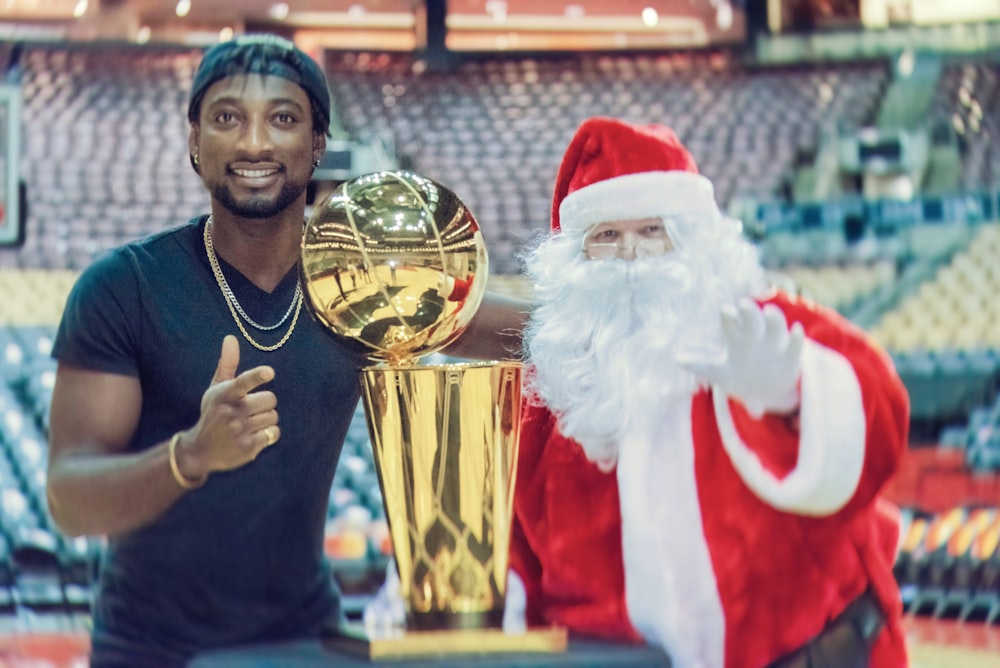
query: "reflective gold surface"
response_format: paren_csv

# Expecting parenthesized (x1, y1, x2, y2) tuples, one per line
(326, 624, 568, 659)
(362, 362, 522, 630)
(303, 170, 529, 636)
(301, 170, 487, 364)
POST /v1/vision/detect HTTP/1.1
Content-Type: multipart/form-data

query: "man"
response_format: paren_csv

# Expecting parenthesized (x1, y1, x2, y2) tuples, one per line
(507, 117, 910, 667)
(46, 35, 526, 665)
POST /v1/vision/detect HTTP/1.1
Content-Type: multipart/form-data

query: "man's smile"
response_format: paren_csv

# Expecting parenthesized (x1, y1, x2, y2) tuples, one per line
(229, 164, 282, 186)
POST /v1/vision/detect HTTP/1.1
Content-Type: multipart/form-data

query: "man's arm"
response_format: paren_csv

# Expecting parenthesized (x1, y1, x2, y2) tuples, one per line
(47, 335, 279, 537)
(443, 292, 532, 361)
(47, 365, 187, 537)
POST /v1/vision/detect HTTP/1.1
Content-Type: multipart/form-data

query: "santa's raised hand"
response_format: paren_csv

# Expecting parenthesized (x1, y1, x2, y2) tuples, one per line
(676, 296, 805, 419)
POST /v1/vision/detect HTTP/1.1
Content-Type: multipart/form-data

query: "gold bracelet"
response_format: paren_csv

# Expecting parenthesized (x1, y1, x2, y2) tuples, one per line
(168, 432, 206, 489)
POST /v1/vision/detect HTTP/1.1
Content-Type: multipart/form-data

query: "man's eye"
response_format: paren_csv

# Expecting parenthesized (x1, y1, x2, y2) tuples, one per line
(215, 112, 236, 124)
(276, 112, 296, 124)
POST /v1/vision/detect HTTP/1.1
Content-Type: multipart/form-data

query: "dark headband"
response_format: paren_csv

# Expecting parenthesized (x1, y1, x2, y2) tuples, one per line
(187, 34, 331, 136)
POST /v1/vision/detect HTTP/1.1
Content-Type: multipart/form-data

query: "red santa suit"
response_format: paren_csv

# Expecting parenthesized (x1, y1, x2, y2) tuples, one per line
(511, 292, 909, 667)
(509, 118, 911, 668)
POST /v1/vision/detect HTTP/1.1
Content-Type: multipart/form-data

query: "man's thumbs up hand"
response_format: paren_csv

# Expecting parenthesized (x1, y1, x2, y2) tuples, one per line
(173, 336, 281, 483)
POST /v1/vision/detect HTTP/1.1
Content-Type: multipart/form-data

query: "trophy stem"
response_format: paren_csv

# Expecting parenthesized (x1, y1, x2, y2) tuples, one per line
(361, 361, 522, 632)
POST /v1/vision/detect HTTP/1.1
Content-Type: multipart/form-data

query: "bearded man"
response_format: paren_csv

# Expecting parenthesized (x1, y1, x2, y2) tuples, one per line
(506, 117, 910, 668)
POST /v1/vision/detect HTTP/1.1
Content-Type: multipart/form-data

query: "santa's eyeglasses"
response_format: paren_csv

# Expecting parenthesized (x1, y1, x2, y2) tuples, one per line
(581, 236, 674, 261)
(582, 238, 668, 260)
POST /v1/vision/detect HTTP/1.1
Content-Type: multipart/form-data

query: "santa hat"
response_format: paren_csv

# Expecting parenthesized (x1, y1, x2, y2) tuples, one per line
(552, 117, 719, 233)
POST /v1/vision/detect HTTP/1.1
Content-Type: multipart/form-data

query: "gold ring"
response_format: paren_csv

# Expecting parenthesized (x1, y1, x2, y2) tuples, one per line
(263, 426, 276, 446)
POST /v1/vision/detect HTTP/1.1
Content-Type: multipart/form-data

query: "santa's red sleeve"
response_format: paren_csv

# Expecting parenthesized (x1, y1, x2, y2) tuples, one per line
(704, 291, 910, 665)
(711, 290, 909, 518)
(507, 401, 555, 627)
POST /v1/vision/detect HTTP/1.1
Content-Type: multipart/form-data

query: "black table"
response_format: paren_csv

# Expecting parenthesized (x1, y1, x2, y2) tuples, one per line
(190, 637, 672, 667)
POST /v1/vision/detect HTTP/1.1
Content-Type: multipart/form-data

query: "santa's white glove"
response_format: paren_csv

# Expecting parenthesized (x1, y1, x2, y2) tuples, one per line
(676, 298, 804, 419)
(362, 559, 406, 636)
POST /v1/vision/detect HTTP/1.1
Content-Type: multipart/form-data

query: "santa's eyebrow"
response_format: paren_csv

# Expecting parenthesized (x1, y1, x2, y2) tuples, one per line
(588, 224, 619, 235)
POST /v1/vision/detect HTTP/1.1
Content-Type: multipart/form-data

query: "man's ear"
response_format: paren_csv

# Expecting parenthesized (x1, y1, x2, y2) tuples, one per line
(313, 132, 327, 166)
(188, 124, 201, 174)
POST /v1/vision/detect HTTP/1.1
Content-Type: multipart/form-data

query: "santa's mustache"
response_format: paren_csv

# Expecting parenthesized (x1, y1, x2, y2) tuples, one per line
(527, 248, 724, 356)
(523, 245, 731, 467)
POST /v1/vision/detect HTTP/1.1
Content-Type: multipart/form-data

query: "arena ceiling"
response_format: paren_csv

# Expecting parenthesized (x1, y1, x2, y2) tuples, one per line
(2, 1, 732, 25)
(1, 1, 741, 50)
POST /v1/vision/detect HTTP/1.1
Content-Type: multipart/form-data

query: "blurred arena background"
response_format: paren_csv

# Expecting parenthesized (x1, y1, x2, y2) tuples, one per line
(1, 0, 1000, 665)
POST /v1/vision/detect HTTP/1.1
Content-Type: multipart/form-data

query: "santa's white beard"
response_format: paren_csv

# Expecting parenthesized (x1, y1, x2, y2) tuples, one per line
(523, 223, 763, 470)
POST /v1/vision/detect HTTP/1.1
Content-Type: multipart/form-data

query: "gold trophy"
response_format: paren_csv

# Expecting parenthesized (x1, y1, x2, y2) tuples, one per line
(301, 171, 566, 659)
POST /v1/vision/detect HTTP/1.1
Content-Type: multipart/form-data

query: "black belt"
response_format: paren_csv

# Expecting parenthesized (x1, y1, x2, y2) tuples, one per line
(767, 590, 885, 668)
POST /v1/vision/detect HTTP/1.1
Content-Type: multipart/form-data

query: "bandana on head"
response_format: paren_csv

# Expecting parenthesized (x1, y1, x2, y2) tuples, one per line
(552, 117, 718, 234)
(187, 34, 331, 135)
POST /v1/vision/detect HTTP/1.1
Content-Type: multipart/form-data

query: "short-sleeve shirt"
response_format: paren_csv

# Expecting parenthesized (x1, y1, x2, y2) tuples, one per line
(52, 216, 366, 665)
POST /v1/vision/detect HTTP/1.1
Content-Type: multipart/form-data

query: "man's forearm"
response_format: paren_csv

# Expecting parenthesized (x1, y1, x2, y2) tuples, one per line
(47, 438, 190, 538)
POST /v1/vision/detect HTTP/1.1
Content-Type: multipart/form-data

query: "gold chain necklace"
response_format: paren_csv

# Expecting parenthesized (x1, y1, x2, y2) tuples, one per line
(206, 219, 302, 331)
(204, 217, 303, 352)
(205, 217, 302, 330)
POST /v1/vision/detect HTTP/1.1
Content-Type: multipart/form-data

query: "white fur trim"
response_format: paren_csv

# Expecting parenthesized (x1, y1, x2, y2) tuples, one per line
(618, 401, 725, 667)
(559, 171, 718, 232)
(713, 339, 866, 515)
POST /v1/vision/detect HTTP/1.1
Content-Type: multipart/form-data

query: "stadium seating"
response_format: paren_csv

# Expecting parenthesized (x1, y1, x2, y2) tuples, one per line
(929, 60, 998, 190)
(770, 260, 897, 313)
(0, 42, 999, 636)
(9, 45, 207, 271)
(325, 50, 890, 273)
(895, 506, 1000, 623)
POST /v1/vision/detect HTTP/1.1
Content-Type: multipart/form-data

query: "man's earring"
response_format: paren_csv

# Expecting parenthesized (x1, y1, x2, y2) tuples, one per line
(313, 158, 321, 167)
(191, 152, 199, 167)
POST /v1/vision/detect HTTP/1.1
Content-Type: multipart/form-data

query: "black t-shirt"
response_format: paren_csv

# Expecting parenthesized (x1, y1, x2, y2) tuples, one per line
(52, 216, 366, 665)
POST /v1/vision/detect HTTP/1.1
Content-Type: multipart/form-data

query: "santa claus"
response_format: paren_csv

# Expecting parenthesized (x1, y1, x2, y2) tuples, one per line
(505, 117, 910, 667)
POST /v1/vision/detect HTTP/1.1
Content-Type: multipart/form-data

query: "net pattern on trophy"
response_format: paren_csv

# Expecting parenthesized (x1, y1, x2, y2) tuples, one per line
(361, 364, 521, 630)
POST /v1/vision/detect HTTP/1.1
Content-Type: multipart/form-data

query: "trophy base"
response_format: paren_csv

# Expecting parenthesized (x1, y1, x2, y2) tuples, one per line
(323, 623, 568, 661)
(408, 608, 504, 631)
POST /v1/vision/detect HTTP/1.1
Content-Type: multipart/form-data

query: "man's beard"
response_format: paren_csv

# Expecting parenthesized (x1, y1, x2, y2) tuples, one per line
(212, 180, 306, 219)
(523, 226, 763, 470)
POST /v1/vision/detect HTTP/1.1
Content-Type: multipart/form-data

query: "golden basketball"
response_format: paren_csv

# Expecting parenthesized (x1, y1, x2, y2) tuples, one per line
(301, 170, 488, 363)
